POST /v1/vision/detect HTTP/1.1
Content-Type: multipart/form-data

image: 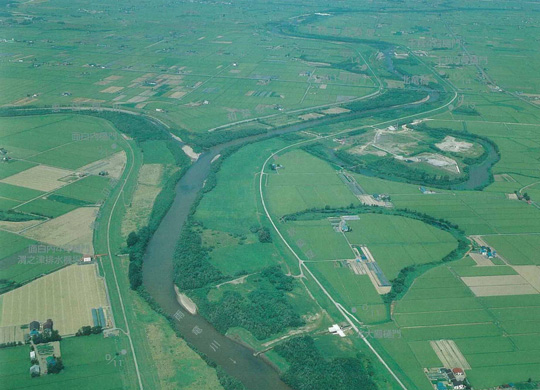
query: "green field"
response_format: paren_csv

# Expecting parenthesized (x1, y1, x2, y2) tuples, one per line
(0, 335, 134, 390)
(2, 0, 540, 389)
(283, 214, 456, 279)
(266, 149, 360, 217)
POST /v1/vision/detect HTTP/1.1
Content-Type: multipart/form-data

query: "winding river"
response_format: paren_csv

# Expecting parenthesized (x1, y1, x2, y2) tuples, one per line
(140, 88, 500, 388)
(142, 133, 293, 390)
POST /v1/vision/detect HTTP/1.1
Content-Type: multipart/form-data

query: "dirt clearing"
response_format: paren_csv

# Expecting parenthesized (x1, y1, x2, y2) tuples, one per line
(0, 219, 42, 233)
(435, 136, 473, 153)
(513, 266, 540, 292)
(469, 253, 494, 266)
(321, 107, 351, 115)
(121, 164, 167, 236)
(299, 113, 325, 121)
(100, 86, 124, 93)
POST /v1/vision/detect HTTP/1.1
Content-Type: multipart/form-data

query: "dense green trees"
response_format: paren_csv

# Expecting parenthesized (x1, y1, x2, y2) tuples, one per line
(177, 127, 268, 150)
(75, 326, 102, 336)
(275, 336, 377, 390)
(261, 266, 294, 291)
(173, 227, 225, 290)
(83, 111, 170, 143)
(195, 283, 304, 340)
(31, 330, 61, 344)
(0, 210, 44, 222)
(250, 225, 273, 243)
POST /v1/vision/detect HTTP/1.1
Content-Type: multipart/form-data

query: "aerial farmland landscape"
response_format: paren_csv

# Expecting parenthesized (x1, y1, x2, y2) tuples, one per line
(1, 1, 540, 389)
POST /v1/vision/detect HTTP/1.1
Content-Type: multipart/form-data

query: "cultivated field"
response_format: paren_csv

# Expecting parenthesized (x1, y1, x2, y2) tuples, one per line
(23, 206, 98, 255)
(0, 263, 109, 335)
(430, 339, 471, 370)
(0, 165, 73, 192)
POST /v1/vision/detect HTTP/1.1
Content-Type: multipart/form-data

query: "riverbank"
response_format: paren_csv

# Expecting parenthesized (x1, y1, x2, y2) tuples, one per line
(174, 285, 198, 314)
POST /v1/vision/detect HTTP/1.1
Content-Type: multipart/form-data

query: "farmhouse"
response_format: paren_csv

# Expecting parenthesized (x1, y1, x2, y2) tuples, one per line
(479, 246, 496, 258)
(452, 367, 466, 381)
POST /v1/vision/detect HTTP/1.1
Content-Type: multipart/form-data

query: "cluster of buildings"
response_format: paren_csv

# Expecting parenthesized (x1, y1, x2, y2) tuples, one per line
(479, 246, 496, 258)
(426, 367, 469, 390)
(28, 319, 53, 340)
(28, 319, 63, 377)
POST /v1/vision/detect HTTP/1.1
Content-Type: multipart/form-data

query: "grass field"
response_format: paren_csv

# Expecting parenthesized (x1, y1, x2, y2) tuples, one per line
(265, 149, 359, 217)
(195, 139, 293, 275)
(282, 214, 457, 324)
(0, 263, 109, 335)
(0, 115, 118, 169)
(0, 334, 135, 390)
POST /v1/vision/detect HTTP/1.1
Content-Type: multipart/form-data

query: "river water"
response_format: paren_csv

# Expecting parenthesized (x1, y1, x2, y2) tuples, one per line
(142, 136, 292, 390)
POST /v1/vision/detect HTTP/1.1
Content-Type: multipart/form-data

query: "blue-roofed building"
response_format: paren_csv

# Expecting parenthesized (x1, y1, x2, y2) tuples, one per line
(98, 307, 106, 328)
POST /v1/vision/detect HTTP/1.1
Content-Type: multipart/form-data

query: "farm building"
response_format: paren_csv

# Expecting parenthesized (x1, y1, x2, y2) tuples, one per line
(452, 368, 465, 380)
(43, 319, 53, 330)
(91, 307, 107, 328)
(328, 324, 346, 337)
(419, 186, 436, 194)
(339, 220, 351, 232)
(30, 364, 40, 377)
(479, 246, 496, 258)
(29, 321, 40, 331)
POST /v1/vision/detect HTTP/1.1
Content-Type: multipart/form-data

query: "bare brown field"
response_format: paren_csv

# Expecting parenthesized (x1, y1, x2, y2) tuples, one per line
(23, 206, 98, 254)
(79, 151, 126, 179)
(430, 339, 471, 370)
(469, 253, 494, 266)
(1, 165, 73, 191)
(0, 219, 42, 233)
(321, 107, 351, 115)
